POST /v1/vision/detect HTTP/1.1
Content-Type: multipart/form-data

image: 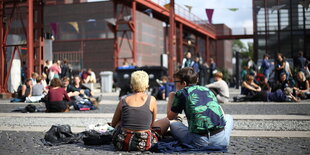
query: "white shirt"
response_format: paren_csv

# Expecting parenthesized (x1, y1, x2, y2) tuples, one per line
(206, 79, 229, 98)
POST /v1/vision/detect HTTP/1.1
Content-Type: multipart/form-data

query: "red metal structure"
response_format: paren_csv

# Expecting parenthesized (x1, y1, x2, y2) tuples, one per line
(0, 0, 44, 94)
(0, 0, 253, 94)
(112, 0, 137, 67)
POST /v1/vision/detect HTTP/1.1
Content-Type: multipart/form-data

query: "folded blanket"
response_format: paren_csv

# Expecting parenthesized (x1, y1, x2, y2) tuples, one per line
(151, 140, 227, 153)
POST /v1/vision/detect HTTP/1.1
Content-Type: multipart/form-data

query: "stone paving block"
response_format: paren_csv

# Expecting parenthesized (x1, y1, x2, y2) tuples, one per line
(0, 131, 310, 155)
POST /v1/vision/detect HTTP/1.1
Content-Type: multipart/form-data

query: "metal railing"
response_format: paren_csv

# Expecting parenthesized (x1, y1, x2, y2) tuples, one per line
(150, 0, 216, 32)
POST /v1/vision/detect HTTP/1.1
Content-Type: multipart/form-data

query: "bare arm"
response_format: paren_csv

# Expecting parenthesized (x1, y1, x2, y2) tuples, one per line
(150, 96, 157, 127)
(111, 101, 122, 128)
(166, 92, 175, 116)
(167, 111, 178, 120)
(242, 81, 261, 92)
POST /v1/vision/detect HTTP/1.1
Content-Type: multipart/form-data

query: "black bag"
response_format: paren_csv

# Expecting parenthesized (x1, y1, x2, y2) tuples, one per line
(42, 125, 82, 146)
(82, 130, 112, 145)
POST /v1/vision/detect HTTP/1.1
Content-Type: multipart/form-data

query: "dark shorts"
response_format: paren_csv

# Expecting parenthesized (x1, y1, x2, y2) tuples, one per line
(46, 101, 68, 112)
(112, 126, 158, 151)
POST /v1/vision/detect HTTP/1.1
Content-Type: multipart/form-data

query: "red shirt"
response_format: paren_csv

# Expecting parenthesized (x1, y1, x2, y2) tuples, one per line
(48, 87, 70, 102)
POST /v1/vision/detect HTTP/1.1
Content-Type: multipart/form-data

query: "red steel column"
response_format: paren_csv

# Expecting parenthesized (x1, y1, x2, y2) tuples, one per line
(178, 23, 183, 64)
(113, 1, 119, 68)
(0, 0, 5, 92)
(168, 0, 175, 81)
(132, 0, 136, 64)
(27, 0, 34, 78)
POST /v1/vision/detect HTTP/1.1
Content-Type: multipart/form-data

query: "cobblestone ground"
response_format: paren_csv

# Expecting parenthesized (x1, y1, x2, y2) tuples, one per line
(1, 101, 310, 115)
(0, 131, 309, 155)
(1, 88, 310, 155)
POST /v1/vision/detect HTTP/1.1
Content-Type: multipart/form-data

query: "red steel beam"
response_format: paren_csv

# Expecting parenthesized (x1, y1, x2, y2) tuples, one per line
(168, 0, 175, 81)
(135, 0, 216, 40)
(0, 0, 5, 92)
(178, 23, 183, 64)
(132, 0, 136, 64)
(27, 0, 34, 78)
(113, 1, 119, 68)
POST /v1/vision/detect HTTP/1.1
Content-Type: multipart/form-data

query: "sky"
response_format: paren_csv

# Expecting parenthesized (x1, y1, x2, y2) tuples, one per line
(176, 0, 252, 28)
(175, 0, 253, 43)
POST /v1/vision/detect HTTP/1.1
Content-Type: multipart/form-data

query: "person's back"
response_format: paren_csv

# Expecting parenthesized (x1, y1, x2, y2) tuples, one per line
(174, 85, 226, 134)
(32, 83, 44, 96)
(167, 67, 233, 149)
(121, 94, 152, 130)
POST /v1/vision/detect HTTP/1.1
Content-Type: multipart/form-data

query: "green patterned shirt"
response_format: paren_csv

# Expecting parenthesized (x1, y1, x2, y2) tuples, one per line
(171, 85, 226, 134)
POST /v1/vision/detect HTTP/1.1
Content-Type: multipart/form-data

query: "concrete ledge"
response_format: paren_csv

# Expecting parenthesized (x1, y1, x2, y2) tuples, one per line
(0, 93, 11, 99)
(232, 130, 310, 138)
(1, 113, 309, 120)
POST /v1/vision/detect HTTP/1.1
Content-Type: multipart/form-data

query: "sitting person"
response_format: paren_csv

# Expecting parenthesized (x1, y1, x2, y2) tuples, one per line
(167, 67, 233, 149)
(111, 71, 169, 151)
(294, 71, 310, 99)
(62, 77, 79, 97)
(63, 76, 98, 110)
(25, 76, 47, 103)
(241, 74, 262, 96)
(152, 76, 174, 100)
(45, 78, 71, 112)
(67, 76, 94, 97)
(11, 79, 32, 102)
(256, 75, 271, 91)
(206, 71, 230, 103)
(271, 72, 291, 92)
(234, 87, 300, 102)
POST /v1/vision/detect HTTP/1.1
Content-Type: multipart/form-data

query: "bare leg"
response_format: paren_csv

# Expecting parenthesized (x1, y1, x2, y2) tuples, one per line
(152, 118, 170, 135)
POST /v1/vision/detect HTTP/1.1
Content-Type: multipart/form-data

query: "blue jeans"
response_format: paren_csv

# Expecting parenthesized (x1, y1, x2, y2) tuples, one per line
(170, 114, 233, 148)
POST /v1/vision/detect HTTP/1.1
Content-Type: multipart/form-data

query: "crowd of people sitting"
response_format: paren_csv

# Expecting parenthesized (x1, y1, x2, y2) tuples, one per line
(235, 52, 310, 102)
(10, 59, 100, 112)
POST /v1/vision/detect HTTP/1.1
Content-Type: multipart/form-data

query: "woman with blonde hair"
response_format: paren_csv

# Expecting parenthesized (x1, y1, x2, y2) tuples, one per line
(294, 71, 310, 99)
(111, 70, 169, 151)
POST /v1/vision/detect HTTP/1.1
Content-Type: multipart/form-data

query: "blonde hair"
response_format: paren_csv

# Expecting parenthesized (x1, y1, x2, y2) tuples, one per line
(297, 71, 306, 82)
(214, 71, 223, 78)
(131, 70, 149, 92)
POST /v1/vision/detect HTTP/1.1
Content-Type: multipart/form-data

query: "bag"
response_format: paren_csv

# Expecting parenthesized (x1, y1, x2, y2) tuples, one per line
(42, 125, 82, 146)
(82, 130, 112, 145)
(112, 126, 158, 151)
(48, 71, 55, 80)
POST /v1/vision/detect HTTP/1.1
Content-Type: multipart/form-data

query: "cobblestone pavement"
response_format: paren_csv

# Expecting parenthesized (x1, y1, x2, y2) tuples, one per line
(1, 88, 310, 154)
(0, 131, 309, 155)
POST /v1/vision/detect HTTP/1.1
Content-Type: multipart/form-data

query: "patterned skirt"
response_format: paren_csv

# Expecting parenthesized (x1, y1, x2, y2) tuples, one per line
(112, 126, 158, 151)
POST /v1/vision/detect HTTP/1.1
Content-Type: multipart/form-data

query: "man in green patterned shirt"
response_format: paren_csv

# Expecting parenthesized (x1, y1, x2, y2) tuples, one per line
(167, 67, 233, 149)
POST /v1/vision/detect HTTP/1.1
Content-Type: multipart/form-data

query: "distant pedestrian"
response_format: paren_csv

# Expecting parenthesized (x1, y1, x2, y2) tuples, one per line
(60, 59, 71, 79)
(208, 58, 217, 83)
(260, 54, 272, 80)
(182, 51, 193, 68)
(294, 51, 309, 74)
(275, 53, 286, 81)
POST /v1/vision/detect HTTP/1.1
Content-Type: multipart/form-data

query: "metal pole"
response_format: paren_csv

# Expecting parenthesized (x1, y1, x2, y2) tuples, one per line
(0, 0, 5, 92)
(113, 0, 119, 68)
(27, 0, 34, 78)
(178, 23, 183, 64)
(236, 51, 240, 89)
(132, 0, 136, 64)
(168, 0, 175, 81)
